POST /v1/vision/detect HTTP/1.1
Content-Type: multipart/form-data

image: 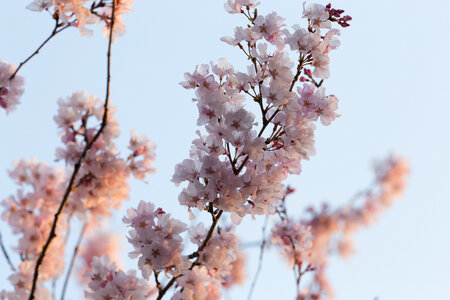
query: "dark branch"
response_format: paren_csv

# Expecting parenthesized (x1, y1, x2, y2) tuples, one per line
(9, 17, 70, 80)
(28, 1, 117, 298)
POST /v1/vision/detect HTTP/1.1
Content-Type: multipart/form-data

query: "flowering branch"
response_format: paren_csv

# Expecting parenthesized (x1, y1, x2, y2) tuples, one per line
(0, 1, 409, 299)
(27, 1, 117, 298)
(157, 209, 224, 300)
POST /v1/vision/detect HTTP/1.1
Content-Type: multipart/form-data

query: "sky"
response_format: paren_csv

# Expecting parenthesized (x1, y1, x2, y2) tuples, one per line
(1, 0, 450, 299)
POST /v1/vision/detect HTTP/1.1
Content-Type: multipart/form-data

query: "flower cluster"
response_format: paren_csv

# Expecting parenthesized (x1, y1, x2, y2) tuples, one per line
(1, 160, 68, 298)
(270, 156, 409, 299)
(54, 91, 155, 219)
(0, 261, 52, 300)
(222, 251, 246, 289)
(0, 1, 411, 300)
(1, 91, 155, 297)
(118, 199, 243, 298)
(85, 256, 152, 300)
(128, 130, 156, 180)
(0, 60, 24, 114)
(26, 0, 134, 38)
(172, 227, 240, 299)
(271, 220, 313, 267)
(174, 1, 347, 222)
(123, 201, 188, 279)
(172, 266, 221, 300)
(197, 227, 240, 285)
(1, 160, 67, 275)
(77, 230, 123, 281)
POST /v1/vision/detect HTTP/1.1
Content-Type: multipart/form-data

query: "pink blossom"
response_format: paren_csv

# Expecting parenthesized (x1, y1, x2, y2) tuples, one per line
(78, 231, 122, 282)
(224, 0, 260, 14)
(85, 256, 152, 300)
(123, 201, 188, 278)
(0, 60, 24, 114)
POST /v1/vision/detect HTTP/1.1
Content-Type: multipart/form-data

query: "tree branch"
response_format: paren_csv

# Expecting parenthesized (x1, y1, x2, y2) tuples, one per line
(9, 17, 70, 80)
(0, 230, 16, 272)
(247, 215, 269, 300)
(28, 1, 117, 298)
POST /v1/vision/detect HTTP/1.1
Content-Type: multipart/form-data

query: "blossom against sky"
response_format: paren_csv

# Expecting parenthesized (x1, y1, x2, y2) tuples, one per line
(1, 0, 450, 299)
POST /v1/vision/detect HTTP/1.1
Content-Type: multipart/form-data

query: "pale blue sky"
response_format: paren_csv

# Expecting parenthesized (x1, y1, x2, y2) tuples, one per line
(1, 0, 450, 299)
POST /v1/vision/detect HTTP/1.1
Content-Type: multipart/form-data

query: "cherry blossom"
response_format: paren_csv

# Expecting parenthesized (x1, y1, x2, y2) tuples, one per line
(0, 60, 24, 114)
(54, 91, 155, 219)
(85, 256, 152, 300)
(271, 156, 409, 299)
(0, 1, 413, 300)
(123, 201, 188, 279)
(0, 261, 52, 300)
(271, 220, 313, 267)
(174, 1, 345, 221)
(26, 0, 134, 38)
(77, 231, 123, 281)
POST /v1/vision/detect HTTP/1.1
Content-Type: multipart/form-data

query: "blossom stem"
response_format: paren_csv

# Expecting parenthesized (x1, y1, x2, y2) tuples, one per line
(28, 1, 117, 299)
(60, 223, 87, 300)
(0, 230, 16, 272)
(289, 54, 305, 92)
(153, 270, 162, 291)
(9, 17, 70, 80)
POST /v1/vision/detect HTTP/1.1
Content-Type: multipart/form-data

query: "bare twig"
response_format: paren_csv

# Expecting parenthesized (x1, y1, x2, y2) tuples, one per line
(60, 223, 87, 300)
(247, 215, 269, 300)
(28, 2, 117, 298)
(0, 230, 16, 272)
(9, 18, 70, 80)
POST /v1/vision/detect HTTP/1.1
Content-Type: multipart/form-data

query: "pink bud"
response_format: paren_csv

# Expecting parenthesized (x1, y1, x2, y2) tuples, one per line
(304, 69, 313, 78)
(0, 87, 8, 96)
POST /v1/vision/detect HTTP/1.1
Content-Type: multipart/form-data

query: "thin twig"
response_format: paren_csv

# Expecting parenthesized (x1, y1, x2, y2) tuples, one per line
(28, 1, 117, 298)
(286, 235, 302, 298)
(247, 215, 269, 300)
(9, 18, 70, 80)
(289, 54, 305, 92)
(60, 223, 87, 300)
(0, 230, 16, 272)
(153, 270, 162, 291)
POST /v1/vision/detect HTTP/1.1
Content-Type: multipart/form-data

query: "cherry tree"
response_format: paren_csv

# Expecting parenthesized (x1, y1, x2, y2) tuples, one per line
(0, 0, 408, 299)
